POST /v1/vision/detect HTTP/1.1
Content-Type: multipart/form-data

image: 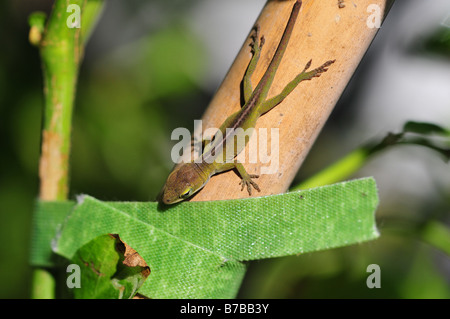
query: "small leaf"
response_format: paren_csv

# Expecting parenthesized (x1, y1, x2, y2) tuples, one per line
(28, 12, 46, 46)
(403, 121, 450, 136)
(71, 234, 150, 299)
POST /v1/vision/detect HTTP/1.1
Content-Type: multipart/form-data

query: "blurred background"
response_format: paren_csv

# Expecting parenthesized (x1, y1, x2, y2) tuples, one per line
(1, 0, 449, 298)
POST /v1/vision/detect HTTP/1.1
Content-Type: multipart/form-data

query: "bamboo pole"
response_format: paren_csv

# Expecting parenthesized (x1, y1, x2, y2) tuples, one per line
(192, 0, 389, 202)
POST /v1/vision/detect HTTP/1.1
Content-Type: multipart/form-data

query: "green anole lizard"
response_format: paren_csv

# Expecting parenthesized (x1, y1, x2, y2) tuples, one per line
(160, 0, 335, 204)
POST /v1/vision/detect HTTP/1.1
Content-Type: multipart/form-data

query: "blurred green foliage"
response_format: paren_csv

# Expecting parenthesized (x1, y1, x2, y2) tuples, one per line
(418, 27, 450, 58)
(71, 23, 208, 201)
(0, 0, 448, 299)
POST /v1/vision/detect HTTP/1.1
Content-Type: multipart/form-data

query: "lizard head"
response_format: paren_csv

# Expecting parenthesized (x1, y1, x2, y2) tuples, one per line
(160, 163, 208, 205)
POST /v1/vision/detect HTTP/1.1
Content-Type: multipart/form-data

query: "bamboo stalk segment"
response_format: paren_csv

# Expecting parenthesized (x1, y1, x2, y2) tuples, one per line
(192, 0, 387, 202)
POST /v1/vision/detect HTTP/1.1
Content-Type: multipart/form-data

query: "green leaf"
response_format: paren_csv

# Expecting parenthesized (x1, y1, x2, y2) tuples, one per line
(28, 11, 46, 46)
(403, 121, 450, 136)
(413, 26, 450, 58)
(44, 177, 379, 298)
(71, 234, 150, 299)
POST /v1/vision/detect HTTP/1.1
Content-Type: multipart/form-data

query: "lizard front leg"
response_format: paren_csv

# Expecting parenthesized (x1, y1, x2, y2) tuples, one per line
(213, 160, 260, 196)
(236, 162, 260, 195)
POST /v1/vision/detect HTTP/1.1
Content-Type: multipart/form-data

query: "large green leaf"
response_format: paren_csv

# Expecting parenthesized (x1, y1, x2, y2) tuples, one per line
(39, 177, 379, 298)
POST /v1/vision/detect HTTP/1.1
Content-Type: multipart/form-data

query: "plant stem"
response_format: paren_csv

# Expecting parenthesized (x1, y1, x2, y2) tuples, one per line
(31, 268, 56, 299)
(291, 121, 450, 191)
(291, 148, 370, 191)
(30, 0, 104, 298)
(420, 220, 450, 256)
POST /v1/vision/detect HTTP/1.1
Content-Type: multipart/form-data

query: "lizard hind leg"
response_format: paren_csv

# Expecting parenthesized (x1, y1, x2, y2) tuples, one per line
(258, 59, 336, 116)
(243, 24, 265, 104)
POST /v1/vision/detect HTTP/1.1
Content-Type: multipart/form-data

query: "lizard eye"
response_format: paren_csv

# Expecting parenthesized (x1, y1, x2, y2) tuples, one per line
(180, 188, 192, 199)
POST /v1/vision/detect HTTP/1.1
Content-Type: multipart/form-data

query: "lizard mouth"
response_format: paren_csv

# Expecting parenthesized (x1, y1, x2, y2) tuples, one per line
(159, 186, 184, 205)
